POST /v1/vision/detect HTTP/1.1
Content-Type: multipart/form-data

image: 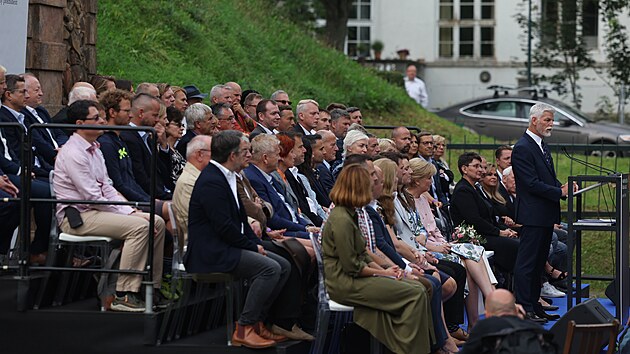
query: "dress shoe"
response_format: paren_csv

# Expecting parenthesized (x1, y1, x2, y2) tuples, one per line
(524, 311, 548, 324)
(542, 304, 559, 311)
(535, 309, 560, 321)
(271, 324, 315, 341)
(254, 322, 287, 342)
(29, 253, 47, 266)
(541, 297, 553, 305)
(232, 323, 276, 348)
(450, 327, 469, 341)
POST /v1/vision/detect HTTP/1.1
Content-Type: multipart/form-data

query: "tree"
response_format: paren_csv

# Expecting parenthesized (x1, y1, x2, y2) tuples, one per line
(320, 0, 353, 51)
(515, 0, 595, 109)
(271, 0, 352, 51)
(600, 0, 630, 106)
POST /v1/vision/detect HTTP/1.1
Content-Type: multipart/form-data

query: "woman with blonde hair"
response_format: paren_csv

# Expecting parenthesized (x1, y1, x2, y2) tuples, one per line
(408, 157, 496, 329)
(432, 135, 455, 197)
(378, 138, 397, 153)
(323, 164, 434, 354)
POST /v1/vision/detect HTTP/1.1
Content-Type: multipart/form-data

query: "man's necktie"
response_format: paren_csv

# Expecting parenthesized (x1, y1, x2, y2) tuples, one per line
(542, 141, 552, 167)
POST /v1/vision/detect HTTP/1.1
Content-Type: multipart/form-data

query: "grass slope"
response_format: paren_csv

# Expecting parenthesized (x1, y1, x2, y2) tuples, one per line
(96, 0, 466, 137)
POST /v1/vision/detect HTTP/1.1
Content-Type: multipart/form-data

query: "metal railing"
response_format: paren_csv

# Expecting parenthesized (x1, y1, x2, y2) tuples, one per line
(2, 122, 160, 313)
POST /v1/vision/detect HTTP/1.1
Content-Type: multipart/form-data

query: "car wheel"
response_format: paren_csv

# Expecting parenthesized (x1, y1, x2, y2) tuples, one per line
(588, 141, 618, 158)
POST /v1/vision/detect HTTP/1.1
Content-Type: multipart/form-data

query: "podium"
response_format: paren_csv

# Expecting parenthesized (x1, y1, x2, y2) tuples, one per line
(566, 173, 629, 324)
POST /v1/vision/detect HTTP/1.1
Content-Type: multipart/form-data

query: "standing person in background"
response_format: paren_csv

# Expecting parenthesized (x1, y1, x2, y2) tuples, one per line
(404, 64, 428, 108)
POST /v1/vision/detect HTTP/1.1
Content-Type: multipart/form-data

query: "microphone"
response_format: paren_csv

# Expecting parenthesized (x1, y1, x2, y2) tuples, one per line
(560, 147, 617, 175)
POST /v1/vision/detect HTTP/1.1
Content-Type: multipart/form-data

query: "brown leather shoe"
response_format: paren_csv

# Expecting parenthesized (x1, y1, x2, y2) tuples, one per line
(29, 253, 47, 266)
(254, 322, 287, 342)
(271, 324, 315, 341)
(232, 323, 276, 349)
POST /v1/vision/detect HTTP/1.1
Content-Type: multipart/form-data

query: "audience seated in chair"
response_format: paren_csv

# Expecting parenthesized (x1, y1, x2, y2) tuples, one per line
(53, 100, 166, 313)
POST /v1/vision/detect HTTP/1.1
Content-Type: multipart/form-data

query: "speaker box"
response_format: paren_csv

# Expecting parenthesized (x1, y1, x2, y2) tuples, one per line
(550, 298, 615, 353)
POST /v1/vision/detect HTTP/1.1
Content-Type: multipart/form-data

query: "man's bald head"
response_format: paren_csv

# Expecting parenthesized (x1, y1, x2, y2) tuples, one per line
(485, 289, 518, 318)
(391, 126, 411, 154)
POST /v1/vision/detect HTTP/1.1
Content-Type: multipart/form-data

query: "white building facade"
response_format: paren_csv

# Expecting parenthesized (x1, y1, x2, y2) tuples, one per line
(345, 0, 627, 114)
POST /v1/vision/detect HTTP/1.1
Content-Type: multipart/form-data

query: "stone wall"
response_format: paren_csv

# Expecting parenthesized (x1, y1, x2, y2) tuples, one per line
(26, 0, 97, 115)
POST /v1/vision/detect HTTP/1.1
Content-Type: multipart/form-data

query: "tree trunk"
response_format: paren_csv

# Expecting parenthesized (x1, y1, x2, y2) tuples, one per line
(321, 0, 353, 51)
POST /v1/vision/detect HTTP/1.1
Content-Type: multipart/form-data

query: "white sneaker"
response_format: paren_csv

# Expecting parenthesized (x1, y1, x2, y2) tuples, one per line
(541, 281, 565, 298)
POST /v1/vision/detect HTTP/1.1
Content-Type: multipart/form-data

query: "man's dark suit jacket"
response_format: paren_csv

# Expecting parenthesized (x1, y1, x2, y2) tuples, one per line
(0, 106, 53, 177)
(450, 178, 501, 237)
(285, 170, 322, 227)
(249, 124, 272, 140)
(367, 205, 406, 269)
(498, 183, 515, 218)
(511, 133, 562, 227)
(98, 131, 150, 203)
(184, 163, 261, 273)
(21, 106, 68, 165)
(292, 124, 311, 136)
(120, 130, 173, 200)
(316, 162, 334, 196)
(243, 164, 309, 236)
(175, 130, 196, 158)
(309, 167, 332, 207)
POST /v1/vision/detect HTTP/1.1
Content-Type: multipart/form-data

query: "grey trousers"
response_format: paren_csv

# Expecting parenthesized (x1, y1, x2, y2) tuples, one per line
(232, 249, 290, 325)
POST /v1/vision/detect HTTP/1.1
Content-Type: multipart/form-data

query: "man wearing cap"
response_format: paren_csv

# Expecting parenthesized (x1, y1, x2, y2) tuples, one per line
(184, 85, 208, 106)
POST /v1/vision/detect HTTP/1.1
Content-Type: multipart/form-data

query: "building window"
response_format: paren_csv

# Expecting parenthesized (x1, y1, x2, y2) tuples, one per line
(347, 26, 371, 57)
(439, 27, 454, 57)
(440, 0, 454, 20)
(438, 0, 495, 59)
(350, 0, 371, 20)
(541, 0, 598, 50)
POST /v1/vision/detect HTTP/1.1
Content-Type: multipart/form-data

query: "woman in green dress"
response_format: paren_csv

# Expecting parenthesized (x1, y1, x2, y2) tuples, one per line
(323, 164, 435, 354)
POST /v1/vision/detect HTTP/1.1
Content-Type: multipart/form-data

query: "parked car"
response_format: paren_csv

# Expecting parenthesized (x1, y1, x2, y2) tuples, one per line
(436, 95, 630, 157)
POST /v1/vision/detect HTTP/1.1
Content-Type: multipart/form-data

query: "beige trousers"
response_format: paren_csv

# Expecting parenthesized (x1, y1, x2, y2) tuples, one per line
(60, 210, 165, 292)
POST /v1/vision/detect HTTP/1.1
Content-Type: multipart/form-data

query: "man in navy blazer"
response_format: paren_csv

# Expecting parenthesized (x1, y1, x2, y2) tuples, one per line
(120, 94, 173, 200)
(316, 130, 338, 194)
(22, 73, 68, 166)
(243, 134, 313, 238)
(184, 130, 289, 348)
(512, 102, 576, 323)
(0, 75, 53, 178)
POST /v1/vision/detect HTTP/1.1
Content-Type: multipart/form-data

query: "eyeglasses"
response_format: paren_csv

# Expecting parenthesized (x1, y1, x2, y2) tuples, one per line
(483, 173, 499, 177)
(83, 116, 104, 121)
(466, 163, 481, 168)
(275, 100, 292, 105)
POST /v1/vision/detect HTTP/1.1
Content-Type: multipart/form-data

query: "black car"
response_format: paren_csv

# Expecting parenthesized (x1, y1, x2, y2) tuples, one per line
(436, 95, 630, 157)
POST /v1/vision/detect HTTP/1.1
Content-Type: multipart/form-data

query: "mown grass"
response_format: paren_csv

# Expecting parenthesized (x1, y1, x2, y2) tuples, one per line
(96, 0, 467, 138)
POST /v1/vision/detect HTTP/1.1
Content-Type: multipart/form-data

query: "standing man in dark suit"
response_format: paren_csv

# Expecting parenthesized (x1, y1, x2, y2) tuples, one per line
(512, 103, 576, 323)
(184, 130, 289, 348)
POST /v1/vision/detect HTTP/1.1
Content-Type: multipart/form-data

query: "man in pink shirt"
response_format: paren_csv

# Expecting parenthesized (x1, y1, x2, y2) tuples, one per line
(53, 100, 165, 312)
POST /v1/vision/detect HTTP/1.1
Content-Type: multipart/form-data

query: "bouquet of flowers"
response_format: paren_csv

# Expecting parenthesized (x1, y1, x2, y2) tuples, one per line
(452, 223, 486, 245)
